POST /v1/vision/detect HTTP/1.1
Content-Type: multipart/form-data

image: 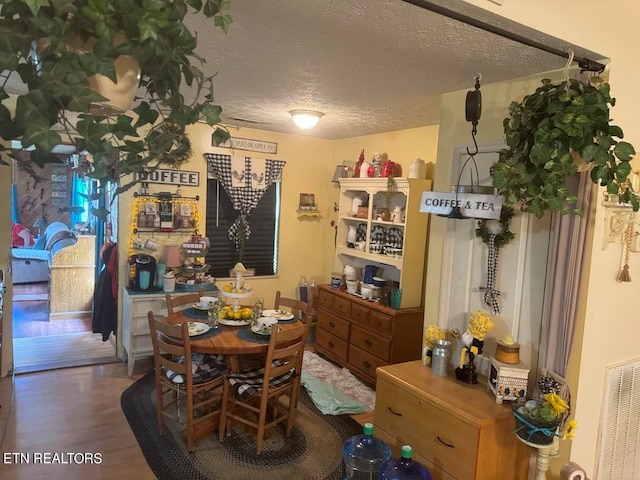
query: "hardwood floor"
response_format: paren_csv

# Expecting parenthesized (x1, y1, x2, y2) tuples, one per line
(0, 360, 156, 480)
(0, 357, 374, 480)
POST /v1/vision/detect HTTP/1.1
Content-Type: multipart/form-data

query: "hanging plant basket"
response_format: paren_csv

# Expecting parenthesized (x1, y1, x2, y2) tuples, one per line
(512, 399, 561, 445)
(492, 77, 637, 218)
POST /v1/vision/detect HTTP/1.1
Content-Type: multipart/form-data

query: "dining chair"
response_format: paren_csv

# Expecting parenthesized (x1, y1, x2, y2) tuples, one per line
(274, 290, 315, 324)
(165, 287, 204, 314)
(218, 323, 307, 454)
(147, 311, 229, 451)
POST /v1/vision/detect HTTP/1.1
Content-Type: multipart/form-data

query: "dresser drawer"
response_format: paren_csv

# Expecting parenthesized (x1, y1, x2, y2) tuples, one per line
(350, 302, 370, 327)
(376, 377, 479, 480)
(317, 310, 350, 341)
(332, 295, 351, 318)
(316, 328, 349, 362)
(350, 324, 390, 362)
(374, 426, 455, 480)
(318, 289, 335, 310)
(349, 345, 387, 379)
(370, 310, 392, 337)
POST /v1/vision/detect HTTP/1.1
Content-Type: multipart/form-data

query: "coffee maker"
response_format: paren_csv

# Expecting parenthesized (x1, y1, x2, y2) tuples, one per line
(128, 254, 157, 291)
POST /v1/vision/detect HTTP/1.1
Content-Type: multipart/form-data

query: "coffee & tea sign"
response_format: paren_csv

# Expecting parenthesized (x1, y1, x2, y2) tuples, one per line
(419, 191, 503, 219)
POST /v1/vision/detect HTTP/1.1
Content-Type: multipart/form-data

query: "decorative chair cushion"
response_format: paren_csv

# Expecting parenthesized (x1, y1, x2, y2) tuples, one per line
(226, 365, 295, 399)
(164, 354, 229, 385)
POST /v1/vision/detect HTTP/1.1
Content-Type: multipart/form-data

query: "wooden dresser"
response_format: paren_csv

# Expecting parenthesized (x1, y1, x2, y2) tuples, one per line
(315, 284, 423, 384)
(374, 361, 529, 480)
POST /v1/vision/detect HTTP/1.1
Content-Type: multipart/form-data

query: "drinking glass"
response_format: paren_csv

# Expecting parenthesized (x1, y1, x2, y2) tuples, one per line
(252, 297, 264, 325)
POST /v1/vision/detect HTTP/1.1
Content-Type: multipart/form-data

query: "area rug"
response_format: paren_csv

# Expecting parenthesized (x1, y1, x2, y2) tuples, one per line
(121, 370, 361, 480)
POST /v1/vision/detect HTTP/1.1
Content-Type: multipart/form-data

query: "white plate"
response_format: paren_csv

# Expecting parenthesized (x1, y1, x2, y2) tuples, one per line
(218, 318, 251, 326)
(251, 324, 272, 336)
(191, 303, 210, 311)
(186, 322, 210, 336)
(262, 309, 295, 321)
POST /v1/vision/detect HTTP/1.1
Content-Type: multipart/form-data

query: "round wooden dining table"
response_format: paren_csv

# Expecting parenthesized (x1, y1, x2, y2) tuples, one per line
(163, 311, 303, 372)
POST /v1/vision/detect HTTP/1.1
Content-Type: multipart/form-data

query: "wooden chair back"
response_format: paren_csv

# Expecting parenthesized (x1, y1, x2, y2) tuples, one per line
(148, 311, 194, 386)
(262, 323, 307, 391)
(274, 290, 314, 324)
(219, 322, 307, 454)
(165, 287, 204, 315)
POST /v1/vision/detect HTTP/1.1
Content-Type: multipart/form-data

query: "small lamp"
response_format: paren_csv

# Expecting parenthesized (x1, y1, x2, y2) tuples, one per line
(290, 110, 324, 130)
(162, 244, 182, 272)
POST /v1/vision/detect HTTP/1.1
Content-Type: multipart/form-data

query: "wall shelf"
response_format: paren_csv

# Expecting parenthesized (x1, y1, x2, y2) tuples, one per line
(297, 209, 321, 218)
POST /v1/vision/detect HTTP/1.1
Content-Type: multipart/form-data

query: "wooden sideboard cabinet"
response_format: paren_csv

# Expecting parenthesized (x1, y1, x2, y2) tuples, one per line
(316, 284, 423, 384)
(374, 361, 529, 480)
(122, 288, 191, 376)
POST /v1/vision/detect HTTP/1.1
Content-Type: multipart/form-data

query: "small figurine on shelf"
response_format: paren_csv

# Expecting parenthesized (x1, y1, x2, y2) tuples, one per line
(422, 325, 445, 366)
(455, 310, 494, 384)
(354, 149, 365, 178)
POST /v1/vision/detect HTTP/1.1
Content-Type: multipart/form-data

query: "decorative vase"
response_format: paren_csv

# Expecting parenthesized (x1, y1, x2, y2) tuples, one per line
(347, 225, 357, 245)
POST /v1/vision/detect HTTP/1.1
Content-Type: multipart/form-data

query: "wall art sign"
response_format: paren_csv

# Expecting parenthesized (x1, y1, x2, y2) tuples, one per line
(419, 191, 504, 219)
(135, 169, 199, 186)
(216, 136, 278, 154)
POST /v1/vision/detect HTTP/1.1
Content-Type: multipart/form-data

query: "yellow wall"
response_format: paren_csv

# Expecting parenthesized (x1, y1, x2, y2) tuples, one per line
(116, 125, 334, 347)
(447, 1, 640, 475)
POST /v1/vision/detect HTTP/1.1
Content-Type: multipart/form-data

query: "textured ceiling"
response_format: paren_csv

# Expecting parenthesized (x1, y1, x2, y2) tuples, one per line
(185, 0, 606, 139)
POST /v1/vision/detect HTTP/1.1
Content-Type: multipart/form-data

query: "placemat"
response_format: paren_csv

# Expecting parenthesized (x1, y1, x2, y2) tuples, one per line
(182, 307, 209, 320)
(237, 326, 272, 344)
(190, 325, 222, 340)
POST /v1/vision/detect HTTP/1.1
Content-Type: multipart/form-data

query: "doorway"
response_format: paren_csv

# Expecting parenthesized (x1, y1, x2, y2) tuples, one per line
(10, 154, 118, 374)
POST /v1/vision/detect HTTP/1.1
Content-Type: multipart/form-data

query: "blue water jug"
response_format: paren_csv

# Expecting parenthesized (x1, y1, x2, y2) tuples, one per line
(343, 423, 391, 480)
(378, 445, 432, 480)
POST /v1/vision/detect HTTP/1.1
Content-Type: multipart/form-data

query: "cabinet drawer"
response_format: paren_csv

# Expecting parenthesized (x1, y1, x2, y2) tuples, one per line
(317, 310, 350, 341)
(374, 426, 455, 480)
(370, 310, 392, 337)
(350, 324, 390, 362)
(349, 345, 387, 379)
(131, 297, 168, 316)
(376, 378, 478, 480)
(318, 289, 335, 310)
(350, 302, 370, 328)
(333, 296, 351, 318)
(316, 328, 349, 361)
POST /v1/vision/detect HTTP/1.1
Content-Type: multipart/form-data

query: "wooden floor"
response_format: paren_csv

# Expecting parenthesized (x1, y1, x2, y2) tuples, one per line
(0, 357, 374, 480)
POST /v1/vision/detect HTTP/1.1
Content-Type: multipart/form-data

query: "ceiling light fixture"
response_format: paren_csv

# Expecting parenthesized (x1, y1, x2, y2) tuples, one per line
(290, 110, 324, 130)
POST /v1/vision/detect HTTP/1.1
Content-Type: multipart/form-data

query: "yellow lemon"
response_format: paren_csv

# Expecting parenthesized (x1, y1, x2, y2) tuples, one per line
(222, 285, 232, 293)
(241, 309, 252, 320)
(233, 311, 242, 320)
(218, 311, 226, 319)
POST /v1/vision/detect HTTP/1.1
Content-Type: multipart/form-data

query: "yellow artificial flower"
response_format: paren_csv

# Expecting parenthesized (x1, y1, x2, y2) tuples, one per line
(562, 419, 578, 440)
(545, 392, 568, 416)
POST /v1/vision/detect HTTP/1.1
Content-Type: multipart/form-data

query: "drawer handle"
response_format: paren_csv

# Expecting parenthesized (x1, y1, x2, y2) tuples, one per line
(363, 361, 371, 369)
(365, 339, 373, 346)
(328, 341, 334, 347)
(437, 436, 455, 449)
(387, 406, 402, 417)
(329, 321, 336, 328)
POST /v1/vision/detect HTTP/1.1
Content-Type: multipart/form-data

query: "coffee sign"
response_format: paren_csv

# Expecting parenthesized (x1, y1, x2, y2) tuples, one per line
(419, 191, 503, 219)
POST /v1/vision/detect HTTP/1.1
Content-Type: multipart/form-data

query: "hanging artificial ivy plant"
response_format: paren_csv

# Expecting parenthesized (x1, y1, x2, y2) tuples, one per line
(0, 0, 233, 193)
(492, 77, 637, 218)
